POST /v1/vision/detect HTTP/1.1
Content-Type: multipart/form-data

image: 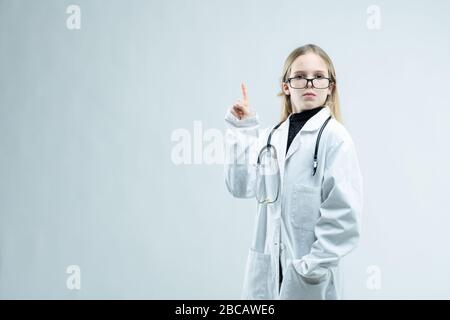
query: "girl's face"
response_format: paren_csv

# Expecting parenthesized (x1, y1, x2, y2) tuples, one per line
(282, 52, 333, 113)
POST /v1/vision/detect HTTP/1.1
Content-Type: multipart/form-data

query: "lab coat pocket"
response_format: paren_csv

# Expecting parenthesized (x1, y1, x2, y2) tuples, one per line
(241, 247, 272, 300)
(279, 260, 331, 300)
(290, 183, 321, 230)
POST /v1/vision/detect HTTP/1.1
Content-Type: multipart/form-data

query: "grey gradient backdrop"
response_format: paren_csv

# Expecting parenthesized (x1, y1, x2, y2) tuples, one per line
(1, 0, 449, 299)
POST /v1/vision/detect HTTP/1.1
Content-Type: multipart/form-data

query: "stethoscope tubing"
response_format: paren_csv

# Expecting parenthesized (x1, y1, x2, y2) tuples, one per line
(257, 114, 332, 176)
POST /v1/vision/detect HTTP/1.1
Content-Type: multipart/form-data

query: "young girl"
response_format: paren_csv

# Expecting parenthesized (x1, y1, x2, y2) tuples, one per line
(223, 44, 363, 300)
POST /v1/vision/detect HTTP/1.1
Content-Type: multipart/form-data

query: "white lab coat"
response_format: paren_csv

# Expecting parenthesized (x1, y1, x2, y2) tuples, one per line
(223, 105, 363, 300)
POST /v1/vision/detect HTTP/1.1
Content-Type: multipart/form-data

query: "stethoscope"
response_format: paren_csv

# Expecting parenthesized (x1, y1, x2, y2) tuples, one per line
(255, 112, 332, 204)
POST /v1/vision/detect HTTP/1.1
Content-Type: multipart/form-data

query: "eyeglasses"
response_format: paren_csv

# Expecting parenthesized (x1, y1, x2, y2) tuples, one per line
(285, 76, 333, 89)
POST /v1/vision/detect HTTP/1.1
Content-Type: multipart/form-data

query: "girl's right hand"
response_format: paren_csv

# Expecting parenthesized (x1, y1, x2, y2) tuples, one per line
(230, 83, 254, 120)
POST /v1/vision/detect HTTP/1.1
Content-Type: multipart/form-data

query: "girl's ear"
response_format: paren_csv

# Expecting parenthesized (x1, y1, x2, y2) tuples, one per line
(328, 82, 334, 96)
(283, 82, 290, 96)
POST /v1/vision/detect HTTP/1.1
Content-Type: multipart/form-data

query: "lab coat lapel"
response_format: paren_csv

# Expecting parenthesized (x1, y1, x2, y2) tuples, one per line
(284, 106, 332, 162)
(272, 118, 289, 189)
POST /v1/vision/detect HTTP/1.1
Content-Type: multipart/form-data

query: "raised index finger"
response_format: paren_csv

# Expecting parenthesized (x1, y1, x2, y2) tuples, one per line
(241, 83, 248, 102)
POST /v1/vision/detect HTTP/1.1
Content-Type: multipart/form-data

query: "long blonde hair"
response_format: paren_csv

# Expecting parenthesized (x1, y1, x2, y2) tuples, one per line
(277, 44, 343, 124)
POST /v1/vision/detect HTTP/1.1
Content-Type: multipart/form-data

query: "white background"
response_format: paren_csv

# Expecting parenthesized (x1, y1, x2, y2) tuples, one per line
(0, 0, 449, 298)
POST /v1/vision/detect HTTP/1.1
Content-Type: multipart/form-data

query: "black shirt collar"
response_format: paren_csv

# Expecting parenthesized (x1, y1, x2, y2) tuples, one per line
(289, 105, 324, 122)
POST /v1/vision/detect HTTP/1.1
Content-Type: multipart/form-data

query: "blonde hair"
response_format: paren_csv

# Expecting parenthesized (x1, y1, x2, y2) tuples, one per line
(277, 44, 343, 124)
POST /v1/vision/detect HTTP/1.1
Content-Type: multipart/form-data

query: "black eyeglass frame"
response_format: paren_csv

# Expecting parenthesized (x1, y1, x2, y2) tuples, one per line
(285, 76, 334, 89)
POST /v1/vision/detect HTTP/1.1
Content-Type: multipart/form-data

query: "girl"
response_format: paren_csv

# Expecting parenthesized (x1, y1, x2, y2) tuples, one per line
(223, 44, 363, 300)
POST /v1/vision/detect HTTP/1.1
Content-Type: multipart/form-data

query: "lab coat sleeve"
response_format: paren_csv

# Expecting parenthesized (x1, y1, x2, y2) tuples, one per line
(293, 138, 363, 279)
(223, 109, 261, 198)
